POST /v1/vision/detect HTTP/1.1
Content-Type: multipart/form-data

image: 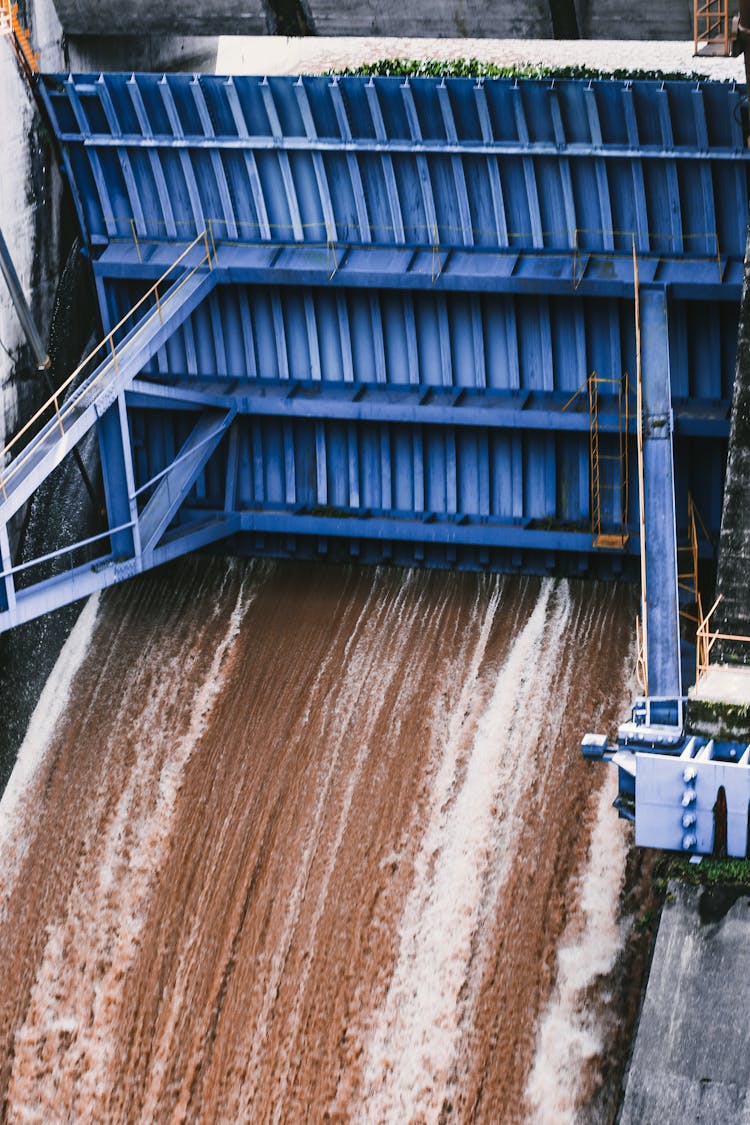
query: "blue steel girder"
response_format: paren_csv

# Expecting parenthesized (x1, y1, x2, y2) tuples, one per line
(92, 240, 747, 302)
(0, 267, 215, 525)
(124, 376, 730, 439)
(41, 75, 750, 259)
(0, 404, 236, 631)
(98, 391, 142, 560)
(0, 512, 240, 632)
(93, 260, 738, 399)
(137, 405, 238, 558)
(0, 71, 741, 631)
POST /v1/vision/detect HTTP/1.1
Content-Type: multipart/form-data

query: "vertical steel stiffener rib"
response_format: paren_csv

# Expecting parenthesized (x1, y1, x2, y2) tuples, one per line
(0, 74, 746, 633)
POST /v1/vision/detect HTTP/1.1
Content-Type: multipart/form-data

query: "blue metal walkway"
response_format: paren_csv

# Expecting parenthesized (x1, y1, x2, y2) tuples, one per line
(1, 74, 748, 671)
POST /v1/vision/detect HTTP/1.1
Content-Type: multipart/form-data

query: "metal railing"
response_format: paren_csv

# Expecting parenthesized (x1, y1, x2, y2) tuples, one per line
(696, 594, 750, 683)
(694, 0, 731, 56)
(0, 230, 213, 501)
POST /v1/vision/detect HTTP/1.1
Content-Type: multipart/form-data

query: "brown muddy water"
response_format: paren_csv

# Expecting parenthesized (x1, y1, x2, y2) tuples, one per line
(0, 556, 645, 1123)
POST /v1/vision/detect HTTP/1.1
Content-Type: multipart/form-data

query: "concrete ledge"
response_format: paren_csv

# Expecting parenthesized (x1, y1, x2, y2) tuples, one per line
(687, 666, 750, 740)
(621, 882, 750, 1124)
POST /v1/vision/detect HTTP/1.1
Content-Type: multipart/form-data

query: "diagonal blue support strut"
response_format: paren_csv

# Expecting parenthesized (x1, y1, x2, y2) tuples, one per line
(138, 407, 237, 557)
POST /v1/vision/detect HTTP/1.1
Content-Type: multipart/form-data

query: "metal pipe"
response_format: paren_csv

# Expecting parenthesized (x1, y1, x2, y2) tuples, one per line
(633, 239, 649, 698)
(0, 223, 49, 370)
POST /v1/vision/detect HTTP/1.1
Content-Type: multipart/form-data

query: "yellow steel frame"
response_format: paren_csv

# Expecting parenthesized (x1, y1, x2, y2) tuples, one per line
(677, 493, 702, 617)
(0, 0, 39, 77)
(694, 0, 731, 56)
(588, 369, 630, 551)
(696, 594, 750, 683)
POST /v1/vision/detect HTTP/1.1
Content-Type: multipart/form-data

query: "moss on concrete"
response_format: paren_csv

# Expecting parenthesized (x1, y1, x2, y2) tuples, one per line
(686, 697, 750, 741)
(654, 855, 750, 890)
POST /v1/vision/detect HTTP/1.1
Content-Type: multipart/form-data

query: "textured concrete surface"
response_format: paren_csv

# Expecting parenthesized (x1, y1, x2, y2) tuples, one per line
(49, 0, 550, 37)
(621, 882, 750, 1124)
(216, 35, 745, 79)
(49, 0, 695, 39)
(0, 0, 66, 452)
(693, 664, 750, 705)
(68, 35, 217, 73)
(716, 223, 750, 663)
(581, 0, 692, 40)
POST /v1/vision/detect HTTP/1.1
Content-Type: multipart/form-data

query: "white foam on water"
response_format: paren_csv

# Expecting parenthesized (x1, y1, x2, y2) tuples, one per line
(236, 572, 445, 1119)
(0, 592, 101, 912)
(525, 766, 629, 1125)
(271, 577, 462, 1121)
(357, 579, 574, 1122)
(6, 571, 254, 1122)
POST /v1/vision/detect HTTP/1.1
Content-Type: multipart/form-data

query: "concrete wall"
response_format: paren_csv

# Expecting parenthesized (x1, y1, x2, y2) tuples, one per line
(49, 0, 696, 39)
(0, 4, 217, 457)
(67, 35, 217, 73)
(0, 0, 66, 451)
(716, 224, 750, 662)
(621, 882, 750, 1123)
(579, 0, 692, 40)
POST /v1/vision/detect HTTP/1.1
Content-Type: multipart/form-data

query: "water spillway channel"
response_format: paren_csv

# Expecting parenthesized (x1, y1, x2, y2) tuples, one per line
(0, 559, 638, 1122)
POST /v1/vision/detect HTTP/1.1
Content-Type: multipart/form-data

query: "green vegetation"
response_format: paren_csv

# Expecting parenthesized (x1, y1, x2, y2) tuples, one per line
(686, 697, 750, 741)
(654, 854, 750, 890)
(331, 59, 713, 82)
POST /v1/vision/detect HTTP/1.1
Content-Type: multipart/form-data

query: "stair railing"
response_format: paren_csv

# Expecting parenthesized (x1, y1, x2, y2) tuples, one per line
(695, 594, 750, 684)
(0, 230, 212, 500)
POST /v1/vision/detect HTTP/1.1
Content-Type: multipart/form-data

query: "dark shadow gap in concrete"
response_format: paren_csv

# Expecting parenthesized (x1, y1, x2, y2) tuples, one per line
(267, 0, 313, 37)
(549, 0, 580, 38)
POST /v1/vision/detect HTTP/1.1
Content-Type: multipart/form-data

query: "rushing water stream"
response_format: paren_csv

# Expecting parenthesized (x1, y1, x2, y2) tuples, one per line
(0, 556, 640, 1123)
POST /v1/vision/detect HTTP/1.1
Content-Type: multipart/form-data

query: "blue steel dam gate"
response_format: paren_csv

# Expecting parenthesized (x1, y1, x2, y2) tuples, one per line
(0, 73, 747, 702)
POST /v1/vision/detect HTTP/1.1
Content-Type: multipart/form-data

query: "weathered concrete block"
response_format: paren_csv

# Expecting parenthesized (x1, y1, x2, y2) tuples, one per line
(49, 0, 693, 38)
(621, 882, 750, 1124)
(716, 222, 750, 663)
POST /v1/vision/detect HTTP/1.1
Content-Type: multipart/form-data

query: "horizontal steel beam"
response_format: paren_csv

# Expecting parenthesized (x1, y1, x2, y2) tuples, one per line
(94, 242, 744, 301)
(213, 505, 630, 554)
(126, 377, 730, 438)
(66, 132, 750, 163)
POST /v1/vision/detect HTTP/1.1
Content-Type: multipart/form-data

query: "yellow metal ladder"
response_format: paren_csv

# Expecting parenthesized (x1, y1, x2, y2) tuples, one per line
(588, 370, 630, 550)
(0, 0, 39, 80)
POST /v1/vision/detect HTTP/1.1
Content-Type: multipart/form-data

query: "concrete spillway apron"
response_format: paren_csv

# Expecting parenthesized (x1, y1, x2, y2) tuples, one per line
(621, 883, 750, 1121)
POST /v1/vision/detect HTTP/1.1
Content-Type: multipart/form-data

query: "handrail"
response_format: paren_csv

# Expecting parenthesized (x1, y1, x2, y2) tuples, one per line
(0, 518, 136, 582)
(0, 230, 212, 501)
(696, 593, 750, 683)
